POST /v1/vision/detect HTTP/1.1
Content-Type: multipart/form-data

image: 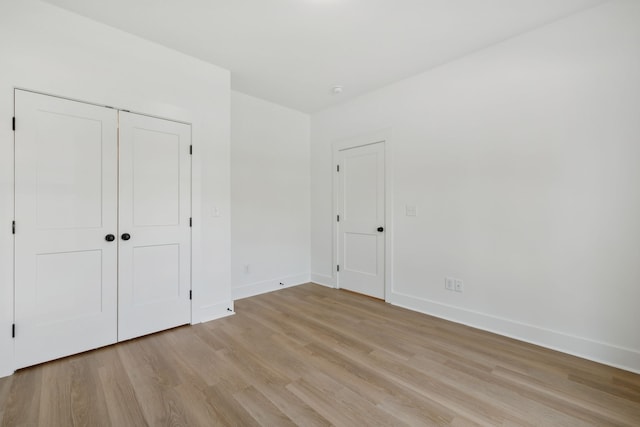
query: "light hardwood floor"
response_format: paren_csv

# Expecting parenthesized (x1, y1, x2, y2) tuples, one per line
(1, 283, 639, 426)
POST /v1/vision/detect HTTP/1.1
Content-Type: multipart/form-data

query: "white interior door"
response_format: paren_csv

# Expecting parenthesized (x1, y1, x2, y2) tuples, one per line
(337, 142, 385, 299)
(14, 90, 118, 369)
(117, 112, 192, 341)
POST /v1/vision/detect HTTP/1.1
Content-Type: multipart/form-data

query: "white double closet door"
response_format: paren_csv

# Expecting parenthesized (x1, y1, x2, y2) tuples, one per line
(14, 90, 192, 369)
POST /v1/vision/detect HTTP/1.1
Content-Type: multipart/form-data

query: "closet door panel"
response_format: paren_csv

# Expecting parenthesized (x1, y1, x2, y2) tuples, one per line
(131, 127, 181, 226)
(118, 112, 191, 341)
(14, 90, 118, 369)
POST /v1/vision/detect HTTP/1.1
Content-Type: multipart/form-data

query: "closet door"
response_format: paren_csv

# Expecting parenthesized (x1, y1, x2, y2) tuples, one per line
(118, 112, 192, 341)
(14, 90, 118, 369)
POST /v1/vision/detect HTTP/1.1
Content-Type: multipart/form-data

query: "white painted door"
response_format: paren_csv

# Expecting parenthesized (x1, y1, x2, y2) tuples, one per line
(14, 90, 118, 369)
(117, 112, 192, 341)
(337, 142, 385, 299)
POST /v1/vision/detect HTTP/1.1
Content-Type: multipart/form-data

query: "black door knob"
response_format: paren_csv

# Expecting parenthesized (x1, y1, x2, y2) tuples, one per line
(105, 234, 115, 242)
(121, 233, 131, 241)
(377, 227, 384, 232)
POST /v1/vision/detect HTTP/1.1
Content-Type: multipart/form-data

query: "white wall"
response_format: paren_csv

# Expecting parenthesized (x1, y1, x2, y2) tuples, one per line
(0, 0, 232, 377)
(311, 0, 640, 373)
(231, 91, 310, 299)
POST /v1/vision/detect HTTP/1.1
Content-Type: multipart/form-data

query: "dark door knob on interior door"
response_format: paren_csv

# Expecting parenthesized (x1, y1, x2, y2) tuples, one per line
(377, 227, 384, 232)
(105, 234, 115, 242)
(121, 233, 131, 241)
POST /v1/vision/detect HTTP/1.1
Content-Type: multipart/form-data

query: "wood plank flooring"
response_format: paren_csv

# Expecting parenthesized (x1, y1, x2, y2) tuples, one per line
(1, 283, 639, 426)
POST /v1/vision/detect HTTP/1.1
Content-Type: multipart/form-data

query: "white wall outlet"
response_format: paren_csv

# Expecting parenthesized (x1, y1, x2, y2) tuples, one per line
(454, 279, 464, 292)
(406, 205, 417, 216)
(445, 277, 454, 290)
(212, 207, 221, 217)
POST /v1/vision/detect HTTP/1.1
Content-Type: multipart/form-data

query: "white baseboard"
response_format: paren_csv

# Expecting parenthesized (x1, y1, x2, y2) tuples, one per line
(232, 273, 310, 300)
(388, 291, 640, 374)
(0, 337, 12, 378)
(197, 301, 235, 324)
(310, 273, 335, 288)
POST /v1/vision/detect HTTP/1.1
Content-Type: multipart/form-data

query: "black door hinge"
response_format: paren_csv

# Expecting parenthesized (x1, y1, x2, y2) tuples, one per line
(337, 265, 340, 272)
(12, 117, 15, 131)
(337, 165, 340, 172)
(189, 290, 192, 300)
(12, 324, 15, 338)
(337, 215, 340, 222)
(189, 145, 193, 155)
(189, 217, 192, 227)
(12, 221, 15, 234)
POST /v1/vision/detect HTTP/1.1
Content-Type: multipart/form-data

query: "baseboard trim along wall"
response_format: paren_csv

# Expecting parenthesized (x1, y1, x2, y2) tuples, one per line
(310, 274, 335, 288)
(232, 273, 310, 300)
(388, 291, 640, 374)
(0, 367, 11, 378)
(197, 301, 235, 324)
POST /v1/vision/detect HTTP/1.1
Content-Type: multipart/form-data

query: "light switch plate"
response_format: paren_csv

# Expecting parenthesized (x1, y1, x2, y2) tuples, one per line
(445, 277, 454, 290)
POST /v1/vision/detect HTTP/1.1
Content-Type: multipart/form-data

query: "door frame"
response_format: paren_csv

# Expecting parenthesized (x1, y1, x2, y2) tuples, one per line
(11, 89, 194, 371)
(332, 129, 393, 301)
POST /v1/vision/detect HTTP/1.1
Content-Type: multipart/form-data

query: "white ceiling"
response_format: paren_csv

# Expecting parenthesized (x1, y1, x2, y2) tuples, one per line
(43, 0, 605, 113)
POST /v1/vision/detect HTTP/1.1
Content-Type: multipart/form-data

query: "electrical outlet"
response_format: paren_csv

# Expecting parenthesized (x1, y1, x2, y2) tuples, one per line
(445, 277, 454, 291)
(454, 279, 464, 293)
(279, 282, 285, 286)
